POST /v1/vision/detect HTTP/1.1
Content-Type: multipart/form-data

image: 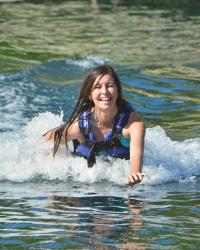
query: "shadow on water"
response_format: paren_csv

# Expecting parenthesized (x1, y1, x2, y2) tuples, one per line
(1, 183, 199, 249)
(0, 188, 146, 249)
(47, 195, 145, 249)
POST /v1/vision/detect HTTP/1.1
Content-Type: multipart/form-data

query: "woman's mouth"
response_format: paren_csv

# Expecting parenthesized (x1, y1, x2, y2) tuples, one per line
(99, 97, 112, 102)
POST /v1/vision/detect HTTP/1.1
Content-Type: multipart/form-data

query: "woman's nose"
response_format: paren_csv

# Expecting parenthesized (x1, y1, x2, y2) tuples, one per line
(101, 85, 108, 94)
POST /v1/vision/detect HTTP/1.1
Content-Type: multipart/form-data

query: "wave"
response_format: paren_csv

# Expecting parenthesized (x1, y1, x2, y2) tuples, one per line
(0, 56, 111, 132)
(0, 112, 199, 185)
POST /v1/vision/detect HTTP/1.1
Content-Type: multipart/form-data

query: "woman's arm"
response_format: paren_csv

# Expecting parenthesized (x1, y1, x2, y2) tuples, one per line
(43, 120, 83, 144)
(127, 112, 146, 185)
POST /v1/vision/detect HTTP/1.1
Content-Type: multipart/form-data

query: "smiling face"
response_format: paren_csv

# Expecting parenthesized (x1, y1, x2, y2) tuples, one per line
(90, 74, 118, 112)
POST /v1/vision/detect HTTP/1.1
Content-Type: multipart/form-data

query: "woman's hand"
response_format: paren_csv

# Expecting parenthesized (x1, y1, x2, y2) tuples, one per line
(127, 172, 146, 185)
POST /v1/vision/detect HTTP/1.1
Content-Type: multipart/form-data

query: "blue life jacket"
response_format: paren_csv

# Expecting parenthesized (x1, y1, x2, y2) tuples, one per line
(72, 101, 133, 167)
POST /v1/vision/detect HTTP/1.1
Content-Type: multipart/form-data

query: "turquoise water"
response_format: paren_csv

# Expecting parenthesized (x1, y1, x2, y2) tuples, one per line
(0, 0, 200, 249)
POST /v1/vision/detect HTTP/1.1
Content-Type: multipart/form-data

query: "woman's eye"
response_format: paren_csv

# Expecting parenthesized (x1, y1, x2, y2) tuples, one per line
(94, 85, 101, 89)
(93, 82, 115, 89)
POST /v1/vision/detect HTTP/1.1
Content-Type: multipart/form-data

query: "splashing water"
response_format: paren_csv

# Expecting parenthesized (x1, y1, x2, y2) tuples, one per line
(1, 112, 199, 185)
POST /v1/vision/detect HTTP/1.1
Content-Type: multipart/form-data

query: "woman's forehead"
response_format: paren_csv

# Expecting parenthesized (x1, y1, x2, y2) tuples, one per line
(93, 74, 114, 85)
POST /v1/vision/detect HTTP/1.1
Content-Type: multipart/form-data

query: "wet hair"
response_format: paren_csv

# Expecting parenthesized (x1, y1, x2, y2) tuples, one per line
(50, 64, 123, 156)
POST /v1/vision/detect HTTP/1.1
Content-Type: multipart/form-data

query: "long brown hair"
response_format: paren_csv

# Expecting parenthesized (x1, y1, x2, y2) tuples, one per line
(52, 64, 123, 156)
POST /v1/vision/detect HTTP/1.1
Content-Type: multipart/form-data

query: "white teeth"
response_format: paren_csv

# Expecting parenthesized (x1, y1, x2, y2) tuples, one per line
(100, 97, 111, 101)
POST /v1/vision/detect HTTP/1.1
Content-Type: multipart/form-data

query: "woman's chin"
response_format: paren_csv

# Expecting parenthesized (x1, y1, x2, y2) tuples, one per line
(97, 102, 116, 111)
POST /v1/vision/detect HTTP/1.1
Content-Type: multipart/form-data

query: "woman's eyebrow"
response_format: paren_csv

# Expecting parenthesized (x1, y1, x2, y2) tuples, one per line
(93, 81, 101, 87)
(92, 82, 101, 90)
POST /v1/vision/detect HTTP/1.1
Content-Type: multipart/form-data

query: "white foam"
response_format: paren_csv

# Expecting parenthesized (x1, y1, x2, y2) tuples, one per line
(143, 126, 200, 184)
(0, 113, 199, 185)
(67, 55, 111, 69)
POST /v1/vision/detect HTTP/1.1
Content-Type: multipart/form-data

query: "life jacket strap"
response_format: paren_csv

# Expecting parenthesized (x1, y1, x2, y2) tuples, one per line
(87, 143, 96, 168)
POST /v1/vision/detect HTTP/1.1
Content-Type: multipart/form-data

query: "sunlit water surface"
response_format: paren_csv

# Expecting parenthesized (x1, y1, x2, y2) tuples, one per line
(0, 0, 200, 249)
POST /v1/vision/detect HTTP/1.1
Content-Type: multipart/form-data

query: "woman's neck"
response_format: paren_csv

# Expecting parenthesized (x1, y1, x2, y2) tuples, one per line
(94, 106, 118, 128)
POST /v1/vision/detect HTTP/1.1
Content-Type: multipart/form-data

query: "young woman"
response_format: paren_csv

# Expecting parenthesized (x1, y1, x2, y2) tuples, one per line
(43, 64, 146, 185)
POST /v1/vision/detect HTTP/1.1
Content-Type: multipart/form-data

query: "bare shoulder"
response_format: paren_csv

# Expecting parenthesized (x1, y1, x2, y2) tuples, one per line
(123, 111, 145, 138)
(128, 111, 145, 126)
